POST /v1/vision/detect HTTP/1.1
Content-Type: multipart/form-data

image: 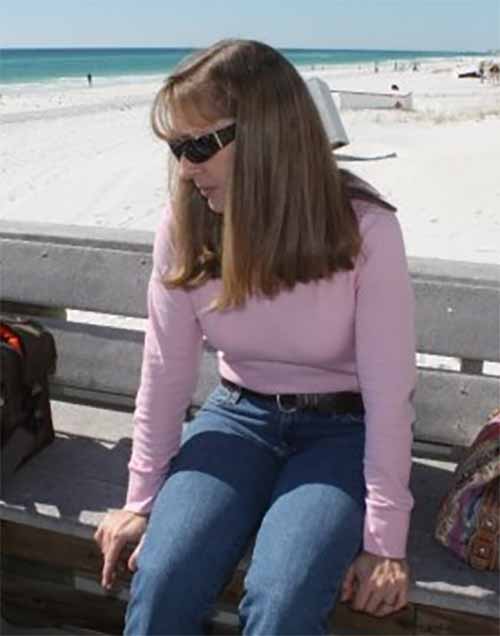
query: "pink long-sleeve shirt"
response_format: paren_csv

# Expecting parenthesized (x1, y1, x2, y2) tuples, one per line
(125, 199, 416, 558)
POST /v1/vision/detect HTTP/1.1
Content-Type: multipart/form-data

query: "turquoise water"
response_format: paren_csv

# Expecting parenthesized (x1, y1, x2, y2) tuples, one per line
(0, 47, 483, 85)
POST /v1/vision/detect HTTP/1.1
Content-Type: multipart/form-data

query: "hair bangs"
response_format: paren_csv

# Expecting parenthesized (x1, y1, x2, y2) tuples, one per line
(151, 74, 231, 145)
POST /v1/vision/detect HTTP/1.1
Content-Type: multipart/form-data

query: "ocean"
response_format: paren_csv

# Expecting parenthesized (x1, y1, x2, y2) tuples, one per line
(0, 46, 483, 85)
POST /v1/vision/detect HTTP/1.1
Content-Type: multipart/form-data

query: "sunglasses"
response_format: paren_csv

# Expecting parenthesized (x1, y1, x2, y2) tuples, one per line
(168, 123, 236, 164)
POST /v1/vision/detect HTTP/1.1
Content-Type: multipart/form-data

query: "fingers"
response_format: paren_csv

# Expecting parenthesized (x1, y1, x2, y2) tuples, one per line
(356, 577, 399, 615)
(102, 535, 126, 589)
(128, 535, 145, 572)
(351, 578, 374, 613)
(363, 589, 398, 617)
(373, 567, 408, 616)
(340, 565, 356, 602)
(94, 518, 113, 555)
(352, 583, 408, 617)
(93, 523, 103, 546)
(93, 510, 148, 590)
(371, 589, 407, 617)
(348, 558, 409, 617)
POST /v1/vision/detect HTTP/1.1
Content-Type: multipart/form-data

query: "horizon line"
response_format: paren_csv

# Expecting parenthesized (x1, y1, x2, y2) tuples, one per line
(0, 45, 491, 54)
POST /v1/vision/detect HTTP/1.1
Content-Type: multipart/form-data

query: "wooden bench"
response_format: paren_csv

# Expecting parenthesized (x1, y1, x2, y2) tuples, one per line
(1, 220, 499, 635)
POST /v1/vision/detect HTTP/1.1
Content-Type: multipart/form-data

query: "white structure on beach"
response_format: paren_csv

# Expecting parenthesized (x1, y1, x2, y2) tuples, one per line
(337, 89, 413, 110)
(306, 77, 349, 148)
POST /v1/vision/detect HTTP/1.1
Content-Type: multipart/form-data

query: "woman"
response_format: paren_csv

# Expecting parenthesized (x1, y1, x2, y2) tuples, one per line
(95, 39, 416, 635)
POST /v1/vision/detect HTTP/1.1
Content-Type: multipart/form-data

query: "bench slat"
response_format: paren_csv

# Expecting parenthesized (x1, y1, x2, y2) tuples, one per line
(43, 319, 217, 411)
(48, 320, 144, 399)
(414, 369, 499, 446)
(414, 278, 499, 361)
(0, 220, 153, 251)
(1, 238, 152, 318)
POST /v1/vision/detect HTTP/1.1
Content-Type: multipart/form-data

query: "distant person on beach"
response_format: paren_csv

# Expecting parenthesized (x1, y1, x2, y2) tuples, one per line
(479, 61, 486, 83)
(87, 73, 92, 87)
(489, 63, 500, 84)
(94, 39, 415, 635)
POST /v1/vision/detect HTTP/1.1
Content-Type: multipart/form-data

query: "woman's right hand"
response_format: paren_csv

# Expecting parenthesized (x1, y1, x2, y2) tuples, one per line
(94, 509, 148, 590)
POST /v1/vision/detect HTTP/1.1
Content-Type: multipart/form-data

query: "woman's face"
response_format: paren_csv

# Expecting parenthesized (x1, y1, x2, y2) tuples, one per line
(170, 109, 235, 214)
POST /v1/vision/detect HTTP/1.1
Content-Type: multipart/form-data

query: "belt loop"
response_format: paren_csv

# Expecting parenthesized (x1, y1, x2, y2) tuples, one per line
(221, 378, 242, 405)
(276, 394, 298, 413)
(228, 383, 242, 405)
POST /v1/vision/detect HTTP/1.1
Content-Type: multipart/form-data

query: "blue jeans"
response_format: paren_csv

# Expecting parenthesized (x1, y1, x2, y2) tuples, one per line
(124, 382, 366, 635)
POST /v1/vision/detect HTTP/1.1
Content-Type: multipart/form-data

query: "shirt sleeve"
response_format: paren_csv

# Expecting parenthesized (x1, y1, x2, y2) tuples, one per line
(124, 205, 203, 514)
(354, 208, 416, 558)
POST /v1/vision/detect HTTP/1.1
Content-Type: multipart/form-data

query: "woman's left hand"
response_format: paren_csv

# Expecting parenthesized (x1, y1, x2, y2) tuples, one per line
(340, 550, 410, 617)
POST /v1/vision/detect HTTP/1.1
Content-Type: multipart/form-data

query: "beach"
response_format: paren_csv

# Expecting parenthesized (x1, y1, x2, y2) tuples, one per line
(2, 55, 499, 265)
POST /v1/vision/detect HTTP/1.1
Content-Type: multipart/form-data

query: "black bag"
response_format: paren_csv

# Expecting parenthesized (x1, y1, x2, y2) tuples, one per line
(0, 315, 57, 478)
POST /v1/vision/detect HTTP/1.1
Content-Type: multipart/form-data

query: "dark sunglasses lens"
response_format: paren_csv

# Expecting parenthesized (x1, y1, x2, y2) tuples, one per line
(168, 141, 185, 160)
(168, 125, 235, 163)
(184, 136, 220, 163)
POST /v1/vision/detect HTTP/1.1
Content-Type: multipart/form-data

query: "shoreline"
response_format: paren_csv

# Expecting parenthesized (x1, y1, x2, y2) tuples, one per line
(0, 53, 488, 91)
(1, 48, 488, 87)
(1, 54, 495, 118)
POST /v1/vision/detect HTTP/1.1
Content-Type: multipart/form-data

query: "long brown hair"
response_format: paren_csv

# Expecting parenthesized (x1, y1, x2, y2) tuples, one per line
(151, 39, 395, 309)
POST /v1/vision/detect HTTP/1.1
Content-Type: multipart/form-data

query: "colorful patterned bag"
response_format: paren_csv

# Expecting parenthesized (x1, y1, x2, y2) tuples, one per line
(434, 409, 500, 570)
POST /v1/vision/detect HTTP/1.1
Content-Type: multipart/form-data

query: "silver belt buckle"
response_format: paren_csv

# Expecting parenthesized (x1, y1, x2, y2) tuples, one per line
(276, 394, 298, 413)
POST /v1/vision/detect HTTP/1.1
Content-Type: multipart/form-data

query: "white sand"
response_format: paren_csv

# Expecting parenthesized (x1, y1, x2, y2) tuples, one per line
(1, 55, 499, 264)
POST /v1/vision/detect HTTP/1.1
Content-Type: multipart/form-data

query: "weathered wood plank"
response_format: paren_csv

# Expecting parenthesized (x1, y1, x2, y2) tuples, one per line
(413, 369, 500, 446)
(331, 603, 416, 635)
(409, 256, 500, 362)
(47, 319, 144, 401)
(413, 276, 500, 362)
(2, 571, 240, 636)
(0, 220, 153, 251)
(415, 603, 499, 635)
(1, 570, 125, 635)
(1, 522, 110, 583)
(0, 239, 151, 318)
(15, 318, 217, 412)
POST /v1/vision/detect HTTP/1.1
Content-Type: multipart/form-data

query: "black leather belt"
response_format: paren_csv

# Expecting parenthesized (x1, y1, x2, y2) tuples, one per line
(221, 378, 364, 415)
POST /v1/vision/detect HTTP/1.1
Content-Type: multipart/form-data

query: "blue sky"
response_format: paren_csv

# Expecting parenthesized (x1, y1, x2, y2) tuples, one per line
(0, 0, 498, 52)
